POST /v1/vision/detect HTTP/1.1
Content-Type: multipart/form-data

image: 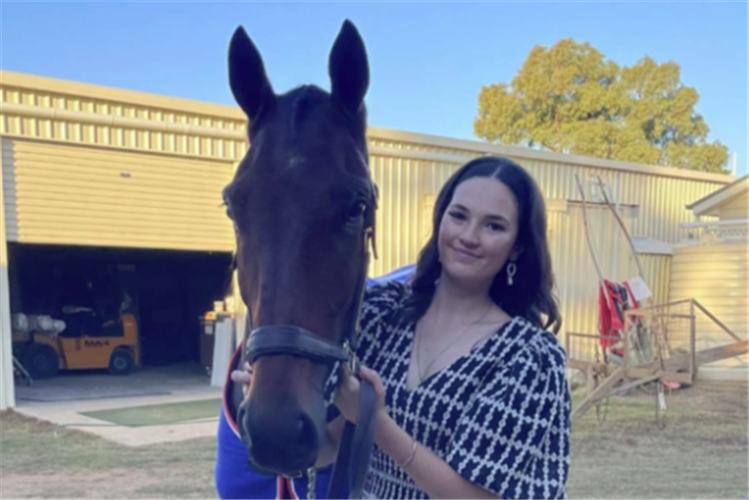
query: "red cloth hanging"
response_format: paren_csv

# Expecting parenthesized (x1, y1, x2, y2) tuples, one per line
(598, 280, 625, 347)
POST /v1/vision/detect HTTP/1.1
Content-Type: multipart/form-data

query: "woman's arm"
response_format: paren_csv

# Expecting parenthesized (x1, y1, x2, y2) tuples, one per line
(335, 366, 499, 499)
(374, 411, 498, 499)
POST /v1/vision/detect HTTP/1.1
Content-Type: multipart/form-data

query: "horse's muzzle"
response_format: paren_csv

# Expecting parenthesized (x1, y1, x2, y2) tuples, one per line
(238, 398, 321, 475)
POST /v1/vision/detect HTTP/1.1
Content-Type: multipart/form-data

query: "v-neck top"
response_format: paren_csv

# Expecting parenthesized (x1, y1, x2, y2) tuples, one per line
(328, 281, 571, 499)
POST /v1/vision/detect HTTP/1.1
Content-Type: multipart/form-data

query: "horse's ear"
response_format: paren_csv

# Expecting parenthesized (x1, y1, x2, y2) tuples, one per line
(329, 20, 369, 117)
(228, 26, 275, 122)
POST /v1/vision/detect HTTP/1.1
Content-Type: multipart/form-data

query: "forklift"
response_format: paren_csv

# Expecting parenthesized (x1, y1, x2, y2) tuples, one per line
(12, 293, 141, 380)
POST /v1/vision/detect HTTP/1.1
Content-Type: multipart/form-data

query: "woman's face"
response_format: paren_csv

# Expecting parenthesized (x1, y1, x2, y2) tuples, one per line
(438, 176, 520, 287)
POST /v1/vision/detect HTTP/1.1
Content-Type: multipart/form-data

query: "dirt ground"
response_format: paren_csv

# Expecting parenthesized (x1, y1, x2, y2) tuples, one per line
(567, 380, 748, 499)
(1, 381, 747, 499)
(0, 411, 217, 499)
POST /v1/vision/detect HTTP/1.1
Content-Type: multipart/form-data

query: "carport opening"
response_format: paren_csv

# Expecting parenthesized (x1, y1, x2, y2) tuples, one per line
(8, 243, 234, 370)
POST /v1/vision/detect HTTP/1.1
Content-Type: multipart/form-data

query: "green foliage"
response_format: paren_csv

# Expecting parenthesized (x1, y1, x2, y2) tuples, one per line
(475, 39, 729, 173)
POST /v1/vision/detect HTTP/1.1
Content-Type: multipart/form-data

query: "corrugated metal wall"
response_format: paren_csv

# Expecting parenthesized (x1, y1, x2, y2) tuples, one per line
(547, 204, 671, 342)
(368, 154, 460, 276)
(525, 160, 721, 244)
(1, 75, 246, 162)
(638, 253, 672, 308)
(1, 71, 737, 347)
(668, 244, 748, 372)
(3, 138, 235, 251)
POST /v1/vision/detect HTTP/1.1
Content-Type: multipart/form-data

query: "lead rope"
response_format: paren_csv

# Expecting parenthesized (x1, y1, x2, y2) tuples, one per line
(307, 467, 317, 500)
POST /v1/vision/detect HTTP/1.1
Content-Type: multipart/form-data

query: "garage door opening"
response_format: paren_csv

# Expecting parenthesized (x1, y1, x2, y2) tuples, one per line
(8, 243, 234, 375)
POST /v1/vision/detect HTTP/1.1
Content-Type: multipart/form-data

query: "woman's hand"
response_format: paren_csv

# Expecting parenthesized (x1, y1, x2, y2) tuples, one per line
(230, 361, 252, 395)
(333, 364, 387, 423)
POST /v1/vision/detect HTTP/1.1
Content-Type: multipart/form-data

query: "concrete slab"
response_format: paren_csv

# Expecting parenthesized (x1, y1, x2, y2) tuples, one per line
(15, 363, 216, 402)
(14, 391, 223, 447)
(12, 363, 225, 446)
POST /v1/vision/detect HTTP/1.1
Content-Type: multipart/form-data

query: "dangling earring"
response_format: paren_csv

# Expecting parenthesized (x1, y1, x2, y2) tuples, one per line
(507, 262, 517, 286)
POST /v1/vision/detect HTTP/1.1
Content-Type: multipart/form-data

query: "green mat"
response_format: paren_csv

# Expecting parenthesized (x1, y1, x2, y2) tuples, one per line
(81, 398, 222, 427)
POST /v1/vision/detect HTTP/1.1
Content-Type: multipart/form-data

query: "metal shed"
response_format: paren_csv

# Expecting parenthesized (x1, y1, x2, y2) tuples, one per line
(0, 70, 736, 409)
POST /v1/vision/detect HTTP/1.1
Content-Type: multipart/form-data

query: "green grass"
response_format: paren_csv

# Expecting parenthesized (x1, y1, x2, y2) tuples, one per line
(80, 398, 222, 427)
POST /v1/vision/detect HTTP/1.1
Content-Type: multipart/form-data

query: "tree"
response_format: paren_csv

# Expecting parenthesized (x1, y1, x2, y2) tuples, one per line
(475, 39, 729, 173)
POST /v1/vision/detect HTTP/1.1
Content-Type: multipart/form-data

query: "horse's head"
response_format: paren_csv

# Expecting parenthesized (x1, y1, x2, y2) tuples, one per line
(222, 20, 374, 475)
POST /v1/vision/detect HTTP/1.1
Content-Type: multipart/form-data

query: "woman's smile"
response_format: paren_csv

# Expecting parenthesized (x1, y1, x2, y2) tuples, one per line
(451, 246, 482, 262)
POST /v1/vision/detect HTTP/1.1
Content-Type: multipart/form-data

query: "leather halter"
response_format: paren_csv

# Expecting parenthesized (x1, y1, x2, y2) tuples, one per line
(244, 181, 379, 499)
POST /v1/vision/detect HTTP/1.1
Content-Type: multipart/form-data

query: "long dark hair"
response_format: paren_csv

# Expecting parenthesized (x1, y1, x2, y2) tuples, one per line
(404, 156, 561, 334)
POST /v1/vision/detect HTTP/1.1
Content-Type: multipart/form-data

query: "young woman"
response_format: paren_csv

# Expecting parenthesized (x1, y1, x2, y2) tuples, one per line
(329, 155, 569, 499)
(220, 156, 570, 499)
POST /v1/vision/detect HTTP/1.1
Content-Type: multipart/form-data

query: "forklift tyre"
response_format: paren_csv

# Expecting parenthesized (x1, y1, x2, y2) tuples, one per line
(109, 348, 135, 375)
(23, 344, 59, 379)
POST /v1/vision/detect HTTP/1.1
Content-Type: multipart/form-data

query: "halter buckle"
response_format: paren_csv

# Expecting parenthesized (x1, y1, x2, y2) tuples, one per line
(282, 470, 303, 479)
(344, 340, 360, 377)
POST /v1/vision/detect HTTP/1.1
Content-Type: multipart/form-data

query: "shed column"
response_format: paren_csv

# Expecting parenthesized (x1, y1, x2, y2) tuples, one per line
(0, 138, 16, 410)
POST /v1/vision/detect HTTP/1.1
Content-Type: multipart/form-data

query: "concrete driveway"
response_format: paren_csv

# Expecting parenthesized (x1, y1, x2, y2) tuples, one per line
(12, 363, 224, 446)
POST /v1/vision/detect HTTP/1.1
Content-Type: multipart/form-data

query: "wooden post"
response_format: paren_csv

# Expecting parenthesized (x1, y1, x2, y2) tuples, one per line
(623, 320, 629, 377)
(585, 367, 595, 394)
(572, 367, 626, 421)
(690, 300, 696, 378)
(693, 299, 743, 342)
(574, 175, 609, 302)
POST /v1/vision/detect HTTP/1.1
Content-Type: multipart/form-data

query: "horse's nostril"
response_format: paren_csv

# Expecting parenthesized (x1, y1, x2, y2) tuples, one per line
(237, 405, 253, 447)
(238, 405, 247, 427)
(295, 414, 317, 446)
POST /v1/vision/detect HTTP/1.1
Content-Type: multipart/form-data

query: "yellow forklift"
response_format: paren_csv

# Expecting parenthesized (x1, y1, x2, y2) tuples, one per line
(12, 297, 141, 380)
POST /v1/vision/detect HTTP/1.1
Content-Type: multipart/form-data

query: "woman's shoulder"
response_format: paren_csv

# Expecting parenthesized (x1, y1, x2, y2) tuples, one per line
(474, 317, 568, 407)
(354, 280, 412, 363)
(502, 316, 567, 371)
(364, 265, 414, 301)
(363, 280, 411, 310)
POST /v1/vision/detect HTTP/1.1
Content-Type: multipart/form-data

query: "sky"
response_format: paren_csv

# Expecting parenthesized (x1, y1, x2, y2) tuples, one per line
(1, 1, 747, 176)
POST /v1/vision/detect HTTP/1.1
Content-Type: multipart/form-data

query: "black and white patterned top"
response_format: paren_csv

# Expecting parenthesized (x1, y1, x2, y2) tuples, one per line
(330, 281, 571, 500)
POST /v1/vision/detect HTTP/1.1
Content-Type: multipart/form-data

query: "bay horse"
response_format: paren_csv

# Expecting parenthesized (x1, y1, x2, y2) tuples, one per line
(222, 20, 378, 497)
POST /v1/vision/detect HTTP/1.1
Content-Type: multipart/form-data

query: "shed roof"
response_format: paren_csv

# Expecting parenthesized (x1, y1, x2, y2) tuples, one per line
(686, 175, 749, 216)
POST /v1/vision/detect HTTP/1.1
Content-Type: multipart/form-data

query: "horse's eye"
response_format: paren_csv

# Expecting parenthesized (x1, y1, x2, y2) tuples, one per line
(224, 195, 247, 221)
(347, 201, 367, 222)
